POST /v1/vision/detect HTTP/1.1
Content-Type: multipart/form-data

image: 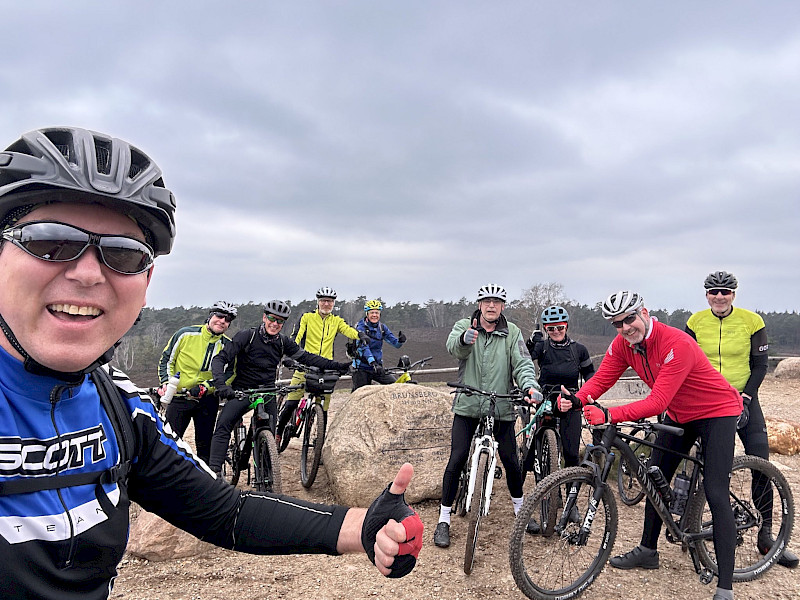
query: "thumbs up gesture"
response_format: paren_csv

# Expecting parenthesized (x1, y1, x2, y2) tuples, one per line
(461, 319, 479, 345)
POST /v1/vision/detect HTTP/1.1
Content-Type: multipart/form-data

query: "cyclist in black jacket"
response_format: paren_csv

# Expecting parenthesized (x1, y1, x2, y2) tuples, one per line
(0, 127, 423, 599)
(207, 300, 351, 475)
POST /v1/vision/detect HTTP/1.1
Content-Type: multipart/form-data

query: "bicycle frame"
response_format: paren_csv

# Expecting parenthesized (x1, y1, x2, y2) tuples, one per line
(465, 418, 498, 516)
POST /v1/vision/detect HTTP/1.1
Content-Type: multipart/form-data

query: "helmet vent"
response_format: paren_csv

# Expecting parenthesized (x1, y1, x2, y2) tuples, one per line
(128, 148, 150, 179)
(42, 130, 77, 165)
(93, 139, 112, 175)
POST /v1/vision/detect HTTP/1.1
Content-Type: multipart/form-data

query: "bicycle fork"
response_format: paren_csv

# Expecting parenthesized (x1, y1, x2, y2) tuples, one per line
(466, 436, 498, 516)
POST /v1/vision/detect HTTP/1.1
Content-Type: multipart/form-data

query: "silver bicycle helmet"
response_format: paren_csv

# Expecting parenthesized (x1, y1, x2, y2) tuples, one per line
(476, 283, 507, 302)
(0, 126, 176, 255)
(704, 271, 738, 291)
(601, 290, 645, 320)
(541, 305, 569, 324)
(210, 301, 238, 320)
(316, 286, 337, 299)
(264, 300, 291, 319)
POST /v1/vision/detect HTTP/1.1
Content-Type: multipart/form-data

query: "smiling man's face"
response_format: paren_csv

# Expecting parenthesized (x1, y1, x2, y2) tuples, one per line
(0, 202, 150, 372)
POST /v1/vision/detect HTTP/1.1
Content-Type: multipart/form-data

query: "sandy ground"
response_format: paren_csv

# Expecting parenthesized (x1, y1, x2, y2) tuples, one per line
(112, 375, 800, 600)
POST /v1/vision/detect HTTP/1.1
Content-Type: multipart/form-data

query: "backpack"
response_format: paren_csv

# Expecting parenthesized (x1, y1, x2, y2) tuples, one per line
(0, 366, 136, 496)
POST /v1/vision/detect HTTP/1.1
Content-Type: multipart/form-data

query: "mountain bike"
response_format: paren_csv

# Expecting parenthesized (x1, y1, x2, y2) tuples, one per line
(276, 360, 346, 488)
(515, 384, 567, 536)
(387, 355, 433, 384)
(509, 417, 794, 600)
(222, 385, 300, 493)
(448, 382, 527, 575)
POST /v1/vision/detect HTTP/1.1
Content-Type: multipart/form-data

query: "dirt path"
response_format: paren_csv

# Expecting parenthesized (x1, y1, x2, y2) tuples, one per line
(112, 376, 800, 600)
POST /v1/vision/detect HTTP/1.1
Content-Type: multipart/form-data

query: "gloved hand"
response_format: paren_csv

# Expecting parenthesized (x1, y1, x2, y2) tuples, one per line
(188, 384, 207, 399)
(737, 393, 752, 430)
(525, 387, 543, 405)
(583, 402, 610, 426)
(373, 363, 386, 376)
(558, 386, 582, 412)
(334, 361, 351, 374)
(361, 466, 424, 578)
(397, 331, 407, 344)
(461, 319, 479, 345)
(216, 384, 235, 400)
(358, 330, 371, 345)
(529, 328, 544, 345)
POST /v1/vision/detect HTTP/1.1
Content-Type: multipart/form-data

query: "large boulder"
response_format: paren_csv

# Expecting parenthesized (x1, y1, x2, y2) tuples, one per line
(323, 383, 452, 506)
(766, 417, 800, 455)
(126, 507, 212, 561)
(774, 357, 800, 379)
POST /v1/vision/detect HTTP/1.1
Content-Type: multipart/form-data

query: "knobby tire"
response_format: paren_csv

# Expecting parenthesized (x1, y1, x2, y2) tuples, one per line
(255, 429, 282, 494)
(453, 465, 469, 517)
(510, 467, 617, 600)
(539, 428, 560, 536)
(464, 451, 490, 575)
(617, 426, 654, 506)
(300, 403, 326, 488)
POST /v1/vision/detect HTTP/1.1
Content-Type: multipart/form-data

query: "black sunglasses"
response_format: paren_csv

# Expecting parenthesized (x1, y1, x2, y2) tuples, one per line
(707, 288, 733, 296)
(211, 311, 234, 323)
(611, 313, 639, 329)
(545, 325, 566, 332)
(265, 314, 286, 324)
(2, 220, 154, 275)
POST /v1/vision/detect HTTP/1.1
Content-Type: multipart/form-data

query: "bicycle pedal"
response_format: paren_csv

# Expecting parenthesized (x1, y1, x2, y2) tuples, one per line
(494, 466, 503, 479)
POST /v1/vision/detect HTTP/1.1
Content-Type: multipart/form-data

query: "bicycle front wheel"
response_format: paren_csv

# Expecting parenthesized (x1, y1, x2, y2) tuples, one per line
(510, 467, 618, 600)
(465, 451, 490, 575)
(254, 430, 282, 494)
(617, 426, 654, 506)
(687, 454, 794, 582)
(539, 428, 560, 536)
(300, 403, 326, 488)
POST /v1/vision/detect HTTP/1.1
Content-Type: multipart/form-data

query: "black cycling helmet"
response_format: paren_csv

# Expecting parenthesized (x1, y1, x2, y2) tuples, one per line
(0, 126, 176, 255)
(264, 300, 291, 319)
(541, 305, 569, 324)
(316, 286, 337, 299)
(704, 270, 738, 291)
(210, 301, 237, 320)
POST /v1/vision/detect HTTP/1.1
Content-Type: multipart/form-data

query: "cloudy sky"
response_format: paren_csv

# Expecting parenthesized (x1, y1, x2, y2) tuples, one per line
(2, 2, 798, 314)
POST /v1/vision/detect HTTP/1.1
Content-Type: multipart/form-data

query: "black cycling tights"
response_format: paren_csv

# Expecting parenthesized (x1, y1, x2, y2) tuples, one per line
(641, 415, 737, 590)
(440, 414, 523, 507)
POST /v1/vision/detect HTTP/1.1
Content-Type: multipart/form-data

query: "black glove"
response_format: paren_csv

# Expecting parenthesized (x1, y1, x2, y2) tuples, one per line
(373, 363, 385, 376)
(188, 384, 207, 399)
(397, 331, 407, 344)
(529, 328, 543, 344)
(561, 388, 582, 411)
(216, 384, 235, 400)
(361, 482, 424, 578)
(358, 331, 371, 344)
(334, 361, 351, 374)
(737, 394, 752, 430)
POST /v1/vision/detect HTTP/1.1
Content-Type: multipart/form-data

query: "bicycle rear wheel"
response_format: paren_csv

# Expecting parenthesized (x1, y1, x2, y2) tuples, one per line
(254, 430, 282, 494)
(687, 454, 794, 582)
(510, 467, 617, 600)
(515, 406, 532, 473)
(453, 464, 469, 517)
(222, 424, 247, 487)
(300, 403, 326, 488)
(617, 426, 654, 506)
(464, 451, 490, 575)
(538, 428, 560, 536)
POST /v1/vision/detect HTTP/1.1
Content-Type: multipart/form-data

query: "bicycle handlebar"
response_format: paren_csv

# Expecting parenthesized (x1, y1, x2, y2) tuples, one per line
(447, 381, 526, 401)
(282, 358, 349, 376)
(233, 384, 303, 399)
(615, 419, 685, 438)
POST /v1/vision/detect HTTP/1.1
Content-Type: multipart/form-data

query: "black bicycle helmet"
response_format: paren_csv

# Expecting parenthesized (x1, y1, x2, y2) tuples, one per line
(0, 126, 176, 255)
(264, 300, 291, 319)
(210, 301, 238, 320)
(704, 270, 738, 291)
(316, 286, 337, 299)
(541, 305, 569, 324)
(601, 290, 645, 320)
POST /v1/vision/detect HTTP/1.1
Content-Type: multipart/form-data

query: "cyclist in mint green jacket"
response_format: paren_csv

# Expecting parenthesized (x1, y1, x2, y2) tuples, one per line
(434, 284, 542, 549)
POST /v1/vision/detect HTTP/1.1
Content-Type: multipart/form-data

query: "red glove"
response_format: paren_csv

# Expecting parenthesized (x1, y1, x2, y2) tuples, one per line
(583, 403, 610, 426)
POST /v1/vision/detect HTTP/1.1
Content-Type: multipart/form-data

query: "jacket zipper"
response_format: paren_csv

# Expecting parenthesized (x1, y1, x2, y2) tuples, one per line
(50, 384, 78, 569)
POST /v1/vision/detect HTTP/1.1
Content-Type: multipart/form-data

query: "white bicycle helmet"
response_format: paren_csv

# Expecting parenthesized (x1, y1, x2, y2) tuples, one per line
(264, 300, 291, 319)
(0, 126, 176, 255)
(601, 290, 644, 320)
(704, 271, 738, 291)
(541, 305, 569, 324)
(210, 301, 237, 320)
(477, 283, 507, 302)
(316, 286, 337, 299)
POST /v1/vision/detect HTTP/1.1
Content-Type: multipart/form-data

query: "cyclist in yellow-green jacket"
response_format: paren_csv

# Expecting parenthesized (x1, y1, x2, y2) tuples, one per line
(275, 287, 368, 445)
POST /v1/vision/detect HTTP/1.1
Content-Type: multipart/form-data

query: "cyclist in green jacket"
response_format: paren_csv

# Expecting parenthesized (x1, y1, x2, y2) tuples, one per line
(158, 301, 236, 463)
(434, 284, 542, 549)
(276, 286, 368, 444)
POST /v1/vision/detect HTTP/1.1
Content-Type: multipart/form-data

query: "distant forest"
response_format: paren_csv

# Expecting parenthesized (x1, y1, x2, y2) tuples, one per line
(115, 293, 800, 388)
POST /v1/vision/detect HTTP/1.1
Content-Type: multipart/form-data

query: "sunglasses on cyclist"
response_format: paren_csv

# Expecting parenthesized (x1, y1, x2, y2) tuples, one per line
(211, 311, 234, 323)
(2, 220, 154, 275)
(611, 313, 639, 329)
(265, 314, 286, 324)
(707, 288, 733, 296)
(545, 325, 567, 332)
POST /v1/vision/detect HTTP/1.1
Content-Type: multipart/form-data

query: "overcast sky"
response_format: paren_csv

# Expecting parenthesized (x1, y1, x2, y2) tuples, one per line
(2, 2, 799, 315)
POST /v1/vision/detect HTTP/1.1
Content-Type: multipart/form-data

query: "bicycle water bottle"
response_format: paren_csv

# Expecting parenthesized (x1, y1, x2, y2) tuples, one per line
(647, 465, 673, 506)
(162, 372, 181, 405)
(671, 472, 691, 515)
(294, 398, 307, 427)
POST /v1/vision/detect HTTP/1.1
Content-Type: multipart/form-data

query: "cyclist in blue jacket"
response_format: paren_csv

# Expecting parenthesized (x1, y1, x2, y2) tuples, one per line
(351, 299, 406, 391)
